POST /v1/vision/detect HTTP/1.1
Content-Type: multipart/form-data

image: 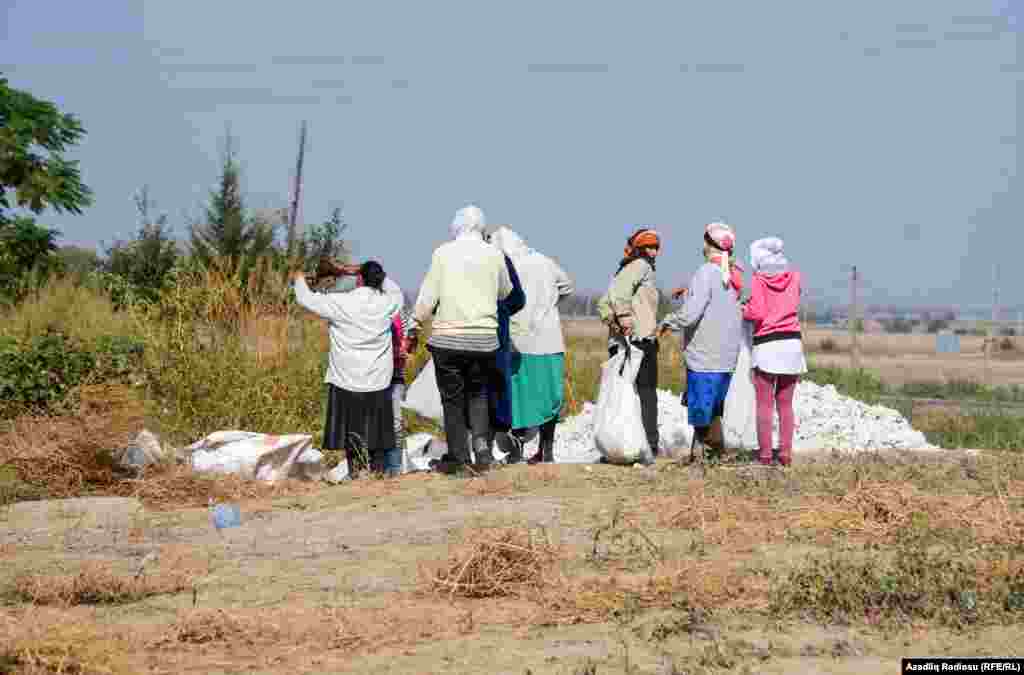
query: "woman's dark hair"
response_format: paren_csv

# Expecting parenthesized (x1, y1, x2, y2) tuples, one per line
(359, 260, 386, 292)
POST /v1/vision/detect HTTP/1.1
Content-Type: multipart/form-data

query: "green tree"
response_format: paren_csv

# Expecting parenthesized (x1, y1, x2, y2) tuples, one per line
(104, 186, 179, 302)
(300, 206, 350, 274)
(0, 216, 61, 302)
(189, 131, 276, 277)
(0, 77, 92, 225)
(56, 244, 101, 281)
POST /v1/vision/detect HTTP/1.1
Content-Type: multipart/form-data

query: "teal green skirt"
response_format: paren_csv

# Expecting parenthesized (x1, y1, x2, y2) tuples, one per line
(508, 353, 565, 430)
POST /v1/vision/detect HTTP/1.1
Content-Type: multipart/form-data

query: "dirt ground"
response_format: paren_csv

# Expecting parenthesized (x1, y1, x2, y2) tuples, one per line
(3, 452, 1022, 674)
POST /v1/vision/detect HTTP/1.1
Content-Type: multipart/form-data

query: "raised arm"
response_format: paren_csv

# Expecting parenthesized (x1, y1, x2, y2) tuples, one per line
(293, 273, 341, 322)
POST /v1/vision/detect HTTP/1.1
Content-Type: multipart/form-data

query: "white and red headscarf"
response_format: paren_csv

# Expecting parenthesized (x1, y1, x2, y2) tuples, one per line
(704, 222, 738, 287)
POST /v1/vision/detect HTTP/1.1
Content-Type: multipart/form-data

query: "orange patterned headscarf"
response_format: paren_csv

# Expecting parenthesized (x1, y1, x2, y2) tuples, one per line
(624, 228, 660, 257)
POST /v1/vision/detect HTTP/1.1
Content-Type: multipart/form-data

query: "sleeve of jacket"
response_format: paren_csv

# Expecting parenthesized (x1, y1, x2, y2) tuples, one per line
(293, 275, 340, 322)
(606, 259, 647, 321)
(661, 266, 712, 330)
(496, 252, 513, 301)
(410, 251, 442, 332)
(742, 276, 767, 322)
(551, 258, 575, 298)
(500, 255, 527, 316)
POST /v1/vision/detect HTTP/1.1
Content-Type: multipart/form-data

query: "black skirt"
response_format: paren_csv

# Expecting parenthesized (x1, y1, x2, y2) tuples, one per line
(323, 384, 395, 473)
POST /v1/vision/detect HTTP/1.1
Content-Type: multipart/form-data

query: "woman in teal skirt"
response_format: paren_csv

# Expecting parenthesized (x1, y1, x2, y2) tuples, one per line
(488, 227, 575, 463)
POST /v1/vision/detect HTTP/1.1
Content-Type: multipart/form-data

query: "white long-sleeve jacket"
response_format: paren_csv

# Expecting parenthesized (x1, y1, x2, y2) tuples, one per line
(294, 276, 403, 392)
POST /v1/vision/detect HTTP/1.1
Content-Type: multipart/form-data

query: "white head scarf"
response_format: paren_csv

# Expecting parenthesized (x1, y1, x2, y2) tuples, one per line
(488, 226, 532, 260)
(704, 222, 736, 286)
(750, 237, 789, 274)
(449, 204, 487, 239)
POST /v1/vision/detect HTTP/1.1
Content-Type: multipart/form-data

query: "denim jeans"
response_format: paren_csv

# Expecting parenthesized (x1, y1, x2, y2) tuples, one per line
(383, 382, 406, 477)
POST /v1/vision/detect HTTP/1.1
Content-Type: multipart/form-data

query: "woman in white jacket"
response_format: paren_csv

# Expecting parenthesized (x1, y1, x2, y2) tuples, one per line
(291, 261, 402, 477)
(488, 227, 574, 463)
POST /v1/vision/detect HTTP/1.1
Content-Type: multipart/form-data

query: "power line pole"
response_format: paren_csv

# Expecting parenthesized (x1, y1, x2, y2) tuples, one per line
(286, 120, 308, 259)
(850, 265, 861, 371)
(986, 264, 999, 386)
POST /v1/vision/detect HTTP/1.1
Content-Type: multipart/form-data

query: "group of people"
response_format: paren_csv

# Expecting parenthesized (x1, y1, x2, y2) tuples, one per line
(602, 223, 805, 467)
(290, 207, 806, 478)
(290, 204, 574, 478)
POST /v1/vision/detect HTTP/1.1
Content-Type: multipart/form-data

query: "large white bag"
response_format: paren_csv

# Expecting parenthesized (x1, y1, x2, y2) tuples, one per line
(403, 357, 444, 422)
(188, 431, 319, 482)
(594, 343, 653, 465)
(722, 322, 758, 450)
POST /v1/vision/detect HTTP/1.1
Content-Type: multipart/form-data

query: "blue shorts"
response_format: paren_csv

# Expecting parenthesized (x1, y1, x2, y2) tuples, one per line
(685, 370, 733, 428)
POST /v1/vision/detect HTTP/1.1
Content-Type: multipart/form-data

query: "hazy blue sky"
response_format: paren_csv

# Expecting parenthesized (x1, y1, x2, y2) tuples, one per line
(2, 1, 1020, 308)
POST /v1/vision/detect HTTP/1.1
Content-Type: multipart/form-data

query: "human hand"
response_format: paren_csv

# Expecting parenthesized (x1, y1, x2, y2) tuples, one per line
(658, 325, 672, 340)
(671, 286, 688, 300)
(617, 316, 635, 336)
(290, 270, 306, 283)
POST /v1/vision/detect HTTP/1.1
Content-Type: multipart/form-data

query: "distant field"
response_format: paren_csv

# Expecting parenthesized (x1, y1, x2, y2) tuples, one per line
(564, 319, 1024, 388)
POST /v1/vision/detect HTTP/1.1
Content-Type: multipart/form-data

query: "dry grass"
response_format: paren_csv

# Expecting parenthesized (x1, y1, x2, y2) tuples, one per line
(12, 545, 207, 607)
(0, 608, 131, 675)
(0, 385, 145, 500)
(545, 559, 770, 625)
(422, 526, 560, 600)
(647, 480, 1024, 548)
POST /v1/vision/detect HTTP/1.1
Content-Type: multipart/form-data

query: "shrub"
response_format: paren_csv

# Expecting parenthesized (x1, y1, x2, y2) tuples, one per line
(0, 332, 144, 418)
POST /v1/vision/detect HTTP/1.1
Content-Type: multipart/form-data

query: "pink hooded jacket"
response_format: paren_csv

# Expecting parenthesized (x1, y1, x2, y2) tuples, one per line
(743, 270, 802, 340)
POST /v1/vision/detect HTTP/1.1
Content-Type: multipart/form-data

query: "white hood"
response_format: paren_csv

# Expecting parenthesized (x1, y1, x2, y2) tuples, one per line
(489, 226, 532, 260)
(749, 237, 789, 274)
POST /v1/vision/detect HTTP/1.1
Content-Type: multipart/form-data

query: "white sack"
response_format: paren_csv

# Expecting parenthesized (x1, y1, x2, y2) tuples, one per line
(188, 431, 318, 482)
(403, 358, 444, 422)
(593, 343, 654, 465)
(721, 322, 758, 450)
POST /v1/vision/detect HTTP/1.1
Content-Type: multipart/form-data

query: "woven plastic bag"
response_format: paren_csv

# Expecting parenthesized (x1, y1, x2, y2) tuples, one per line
(594, 342, 653, 465)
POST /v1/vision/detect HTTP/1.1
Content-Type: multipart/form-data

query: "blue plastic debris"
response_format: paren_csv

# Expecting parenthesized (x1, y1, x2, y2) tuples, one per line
(211, 503, 241, 531)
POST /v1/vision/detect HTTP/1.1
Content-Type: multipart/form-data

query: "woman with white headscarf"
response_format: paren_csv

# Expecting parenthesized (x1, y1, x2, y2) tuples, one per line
(407, 205, 514, 475)
(487, 226, 574, 463)
(742, 237, 806, 467)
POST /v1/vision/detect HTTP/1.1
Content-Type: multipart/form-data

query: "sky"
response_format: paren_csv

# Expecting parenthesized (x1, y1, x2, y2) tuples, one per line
(1, 0, 1020, 310)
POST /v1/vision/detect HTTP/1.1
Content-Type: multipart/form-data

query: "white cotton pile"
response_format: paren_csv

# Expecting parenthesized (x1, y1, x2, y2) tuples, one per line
(549, 380, 935, 463)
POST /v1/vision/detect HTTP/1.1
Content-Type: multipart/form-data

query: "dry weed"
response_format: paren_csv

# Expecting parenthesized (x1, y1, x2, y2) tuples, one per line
(116, 464, 321, 510)
(650, 480, 1023, 547)
(13, 545, 207, 607)
(545, 559, 769, 624)
(423, 526, 560, 599)
(0, 386, 144, 498)
(652, 480, 782, 548)
(0, 607, 130, 674)
(790, 482, 1024, 545)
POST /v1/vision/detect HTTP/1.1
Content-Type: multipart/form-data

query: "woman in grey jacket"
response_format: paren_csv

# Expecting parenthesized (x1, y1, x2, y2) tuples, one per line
(660, 223, 743, 465)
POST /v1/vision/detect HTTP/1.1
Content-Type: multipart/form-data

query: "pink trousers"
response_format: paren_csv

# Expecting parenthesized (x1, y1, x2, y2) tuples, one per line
(752, 369, 799, 465)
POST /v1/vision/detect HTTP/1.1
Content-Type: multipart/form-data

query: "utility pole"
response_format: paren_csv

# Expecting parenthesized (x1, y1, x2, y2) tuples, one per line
(985, 264, 999, 386)
(286, 120, 308, 259)
(850, 265, 861, 371)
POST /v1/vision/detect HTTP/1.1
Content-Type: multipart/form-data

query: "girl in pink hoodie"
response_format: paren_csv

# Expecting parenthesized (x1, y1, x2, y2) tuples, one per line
(742, 238, 807, 466)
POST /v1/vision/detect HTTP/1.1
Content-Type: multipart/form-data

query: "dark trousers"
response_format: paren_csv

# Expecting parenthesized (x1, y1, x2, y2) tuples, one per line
(430, 346, 494, 465)
(609, 339, 660, 454)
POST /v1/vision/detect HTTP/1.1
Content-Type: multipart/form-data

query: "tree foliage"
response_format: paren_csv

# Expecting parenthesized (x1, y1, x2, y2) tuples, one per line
(0, 77, 92, 224)
(104, 186, 179, 302)
(0, 216, 61, 302)
(189, 132, 275, 278)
